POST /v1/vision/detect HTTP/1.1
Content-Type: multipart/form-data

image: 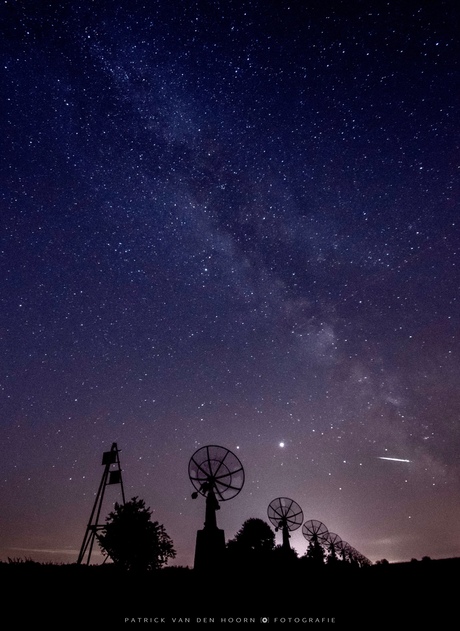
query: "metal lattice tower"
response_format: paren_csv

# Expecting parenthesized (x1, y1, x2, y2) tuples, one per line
(77, 442, 126, 565)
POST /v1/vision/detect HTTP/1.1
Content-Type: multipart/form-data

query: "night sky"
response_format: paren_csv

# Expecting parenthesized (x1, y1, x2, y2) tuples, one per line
(1, 0, 459, 568)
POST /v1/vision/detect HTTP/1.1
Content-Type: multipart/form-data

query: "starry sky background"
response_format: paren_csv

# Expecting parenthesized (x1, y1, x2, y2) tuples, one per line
(1, 0, 459, 567)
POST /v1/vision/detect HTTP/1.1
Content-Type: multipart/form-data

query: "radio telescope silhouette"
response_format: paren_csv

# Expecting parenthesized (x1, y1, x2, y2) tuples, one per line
(342, 541, 354, 562)
(302, 519, 329, 544)
(189, 444, 244, 571)
(267, 497, 303, 552)
(344, 544, 371, 567)
(324, 531, 342, 562)
(302, 519, 329, 564)
(335, 539, 349, 561)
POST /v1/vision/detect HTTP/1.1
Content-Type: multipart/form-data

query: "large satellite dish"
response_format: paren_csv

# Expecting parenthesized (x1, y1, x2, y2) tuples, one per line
(189, 444, 244, 503)
(189, 445, 245, 571)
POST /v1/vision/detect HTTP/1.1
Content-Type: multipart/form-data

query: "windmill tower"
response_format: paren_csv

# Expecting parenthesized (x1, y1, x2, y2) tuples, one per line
(189, 445, 245, 571)
(77, 442, 126, 565)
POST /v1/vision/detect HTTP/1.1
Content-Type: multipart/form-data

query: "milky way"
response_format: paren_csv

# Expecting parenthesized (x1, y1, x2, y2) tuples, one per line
(1, 0, 459, 567)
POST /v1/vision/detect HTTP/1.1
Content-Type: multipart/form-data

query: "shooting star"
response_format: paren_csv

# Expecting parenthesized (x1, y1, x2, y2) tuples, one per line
(378, 457, 411, 463)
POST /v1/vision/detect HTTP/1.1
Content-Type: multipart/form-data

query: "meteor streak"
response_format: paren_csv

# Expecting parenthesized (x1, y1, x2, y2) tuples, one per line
(378, 457, 411, 463)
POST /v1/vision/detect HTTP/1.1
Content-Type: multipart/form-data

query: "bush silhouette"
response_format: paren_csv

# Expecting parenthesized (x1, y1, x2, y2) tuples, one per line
(97, 496, 176, 571)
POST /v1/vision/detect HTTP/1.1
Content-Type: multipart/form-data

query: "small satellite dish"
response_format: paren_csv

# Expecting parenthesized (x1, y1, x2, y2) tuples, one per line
(302, 519, 329, 544)
(323, 531, 342, 561)
(302, 519, 329, 563)
(267, 497, 303, 551)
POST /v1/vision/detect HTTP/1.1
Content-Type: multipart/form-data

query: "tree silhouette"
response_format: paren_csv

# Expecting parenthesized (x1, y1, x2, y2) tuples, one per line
(97, 496, 176, 572)
(228, 518, 275, 553)
(376, 558, 389, 565)
(227, 518, 275, 568)
(305, 538, 325, 565)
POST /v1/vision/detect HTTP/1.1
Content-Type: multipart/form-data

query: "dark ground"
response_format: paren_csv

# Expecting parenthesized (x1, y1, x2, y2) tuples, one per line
(2, 557, 456, 629)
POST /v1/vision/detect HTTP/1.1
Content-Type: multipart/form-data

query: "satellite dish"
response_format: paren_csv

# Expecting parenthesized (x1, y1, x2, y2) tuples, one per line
(267, 497, 303, 551)
(189, 444, 244, 503)
(302, 519, 329, 544)
(342, 543, 370, 567)
(343, 542, 357, 563)
(324, 531, 342, 560)
(189, 445, 245, 571)
(302, 519, 329, 563)
(335, 539, 347, 561)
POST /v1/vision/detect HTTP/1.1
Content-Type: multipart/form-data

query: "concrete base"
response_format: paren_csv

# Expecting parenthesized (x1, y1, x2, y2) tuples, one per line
(194, 527, 226, 572)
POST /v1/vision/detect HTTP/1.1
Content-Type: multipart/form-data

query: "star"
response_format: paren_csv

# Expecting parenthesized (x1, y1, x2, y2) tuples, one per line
(0, 0, 458, 573)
